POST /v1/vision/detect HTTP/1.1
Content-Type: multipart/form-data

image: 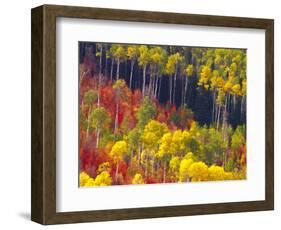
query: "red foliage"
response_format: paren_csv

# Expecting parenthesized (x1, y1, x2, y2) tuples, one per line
(146, 176, 158, 184)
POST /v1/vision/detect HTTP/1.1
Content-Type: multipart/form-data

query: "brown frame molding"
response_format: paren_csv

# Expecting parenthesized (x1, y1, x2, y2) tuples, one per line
(31, 4, 274, 225)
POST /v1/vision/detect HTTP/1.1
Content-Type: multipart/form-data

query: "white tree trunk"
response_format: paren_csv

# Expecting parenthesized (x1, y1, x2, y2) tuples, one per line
(86, 106, 92, 139)
(154, 76, 158, 98)
(173, 72, 177, 104)
(129, 60, 134, 88)
(169, 76, 172, 103)
(216, 105, 221, 130)
(110, 60, 114, 81)
(142, 65, 147, 97)
(96, 128, 100, 148)
(115, 161, 119, 182)
(158, 77, 162, 99)
(116, 58, 120, 80)
(184, 77, 188, 105)
(114, 103, 119, 135)
(163, 161, 166, 183)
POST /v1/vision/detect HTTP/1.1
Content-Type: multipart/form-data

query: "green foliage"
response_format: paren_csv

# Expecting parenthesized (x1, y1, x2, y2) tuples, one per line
(231, 125, 246, 150)
(128, 128, 141, 151)
(91, 107, 111, 132)
(83, 90, 98, 106)
(136, 97, 157, 129)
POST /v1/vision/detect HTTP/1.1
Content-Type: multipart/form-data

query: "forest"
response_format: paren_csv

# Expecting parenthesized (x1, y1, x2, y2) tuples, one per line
(79, 42, 247, 187)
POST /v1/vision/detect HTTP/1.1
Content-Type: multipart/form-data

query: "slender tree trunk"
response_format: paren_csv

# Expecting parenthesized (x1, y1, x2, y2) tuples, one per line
(99, 46, 103, 75)
(223, 93, 228, 125)
(142, 65, 147, 97)
(154, 75, 159, 97)
(216, 105, 221, 130)
(79, 71, 86, 88)
(240, 95, 245, 118)
(97, 92, 100, 107)
(163, 161, 166, 183)
(145, 158, 148, 178)
(169, 76, 173, 103)
(138, 146, 141, 166)
(86, 106, 92, 139)
(131, 150, 134, 167)
(116, 58, 120, 80)
(96, 128, 100, 148)
(115, 161, 119, 182)
(129, 60, 135, 88)
(212, 91, 216, 123)
(110, 60, 114, 81)
(97, 46, 103, 107)
(181, 77, 184, 106)
(114, 103, 119, 135)
(105, 58, 108, 77)
(125, 60, 127, 81)
(184, 77, 188, 106)
(233, 95, 236, 111)
(151, 75, 155, 98)
(148, 75, 152, 98)
(214, 104, 217, 126)
(173, 72, 177, 104)
(158, 77, 162, 99)
(151, 156, 155, 175)
(104, 45, 108, 76)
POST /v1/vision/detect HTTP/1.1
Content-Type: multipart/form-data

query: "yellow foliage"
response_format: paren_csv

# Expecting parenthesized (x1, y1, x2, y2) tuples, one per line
(179, 158, 194, 182)
(199, 65, 212, 87)
(186, 64, 193, 77)
(241, 80, 247, 96)
(110, 140, 128, 162)
(132, 173, 144, 184)
(142, 120, 169, 150)
(188, 161, 209, 182)
(80, 171, 112, 187)
(157, 132, 172, 158)
(170, 130, 183, 155)
(169, 156, 180, 177)
(223, 80, 233, 92)
(208, 165, 226, 181)
(204, 84, 210, 90)
(224, 172, 234, 180)
(85, 178, 95, 186)
(232, 84, 241, 95)
(127, 45, 138, 60)
(97, 162, 111, 174)
(216, 89, 225, 105)
(184, 152, 194, 160)
(94, 171, 113, 186)
(80, 171, 91, 186)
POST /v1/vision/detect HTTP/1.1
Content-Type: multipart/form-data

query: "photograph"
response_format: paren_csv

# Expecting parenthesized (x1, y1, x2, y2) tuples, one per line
(79, 42, 247, 187)
(30, 4, 274, 224)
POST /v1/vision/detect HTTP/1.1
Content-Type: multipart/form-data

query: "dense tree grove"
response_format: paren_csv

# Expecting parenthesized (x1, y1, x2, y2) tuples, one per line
(79, 42, 247, 186)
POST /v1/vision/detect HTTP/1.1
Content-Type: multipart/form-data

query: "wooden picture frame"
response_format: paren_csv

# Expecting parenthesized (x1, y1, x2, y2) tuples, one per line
(31, 4, 274, 225)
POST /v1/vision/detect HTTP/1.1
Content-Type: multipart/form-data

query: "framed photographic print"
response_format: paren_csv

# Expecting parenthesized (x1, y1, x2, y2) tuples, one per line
(31, 4, 274, 225)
